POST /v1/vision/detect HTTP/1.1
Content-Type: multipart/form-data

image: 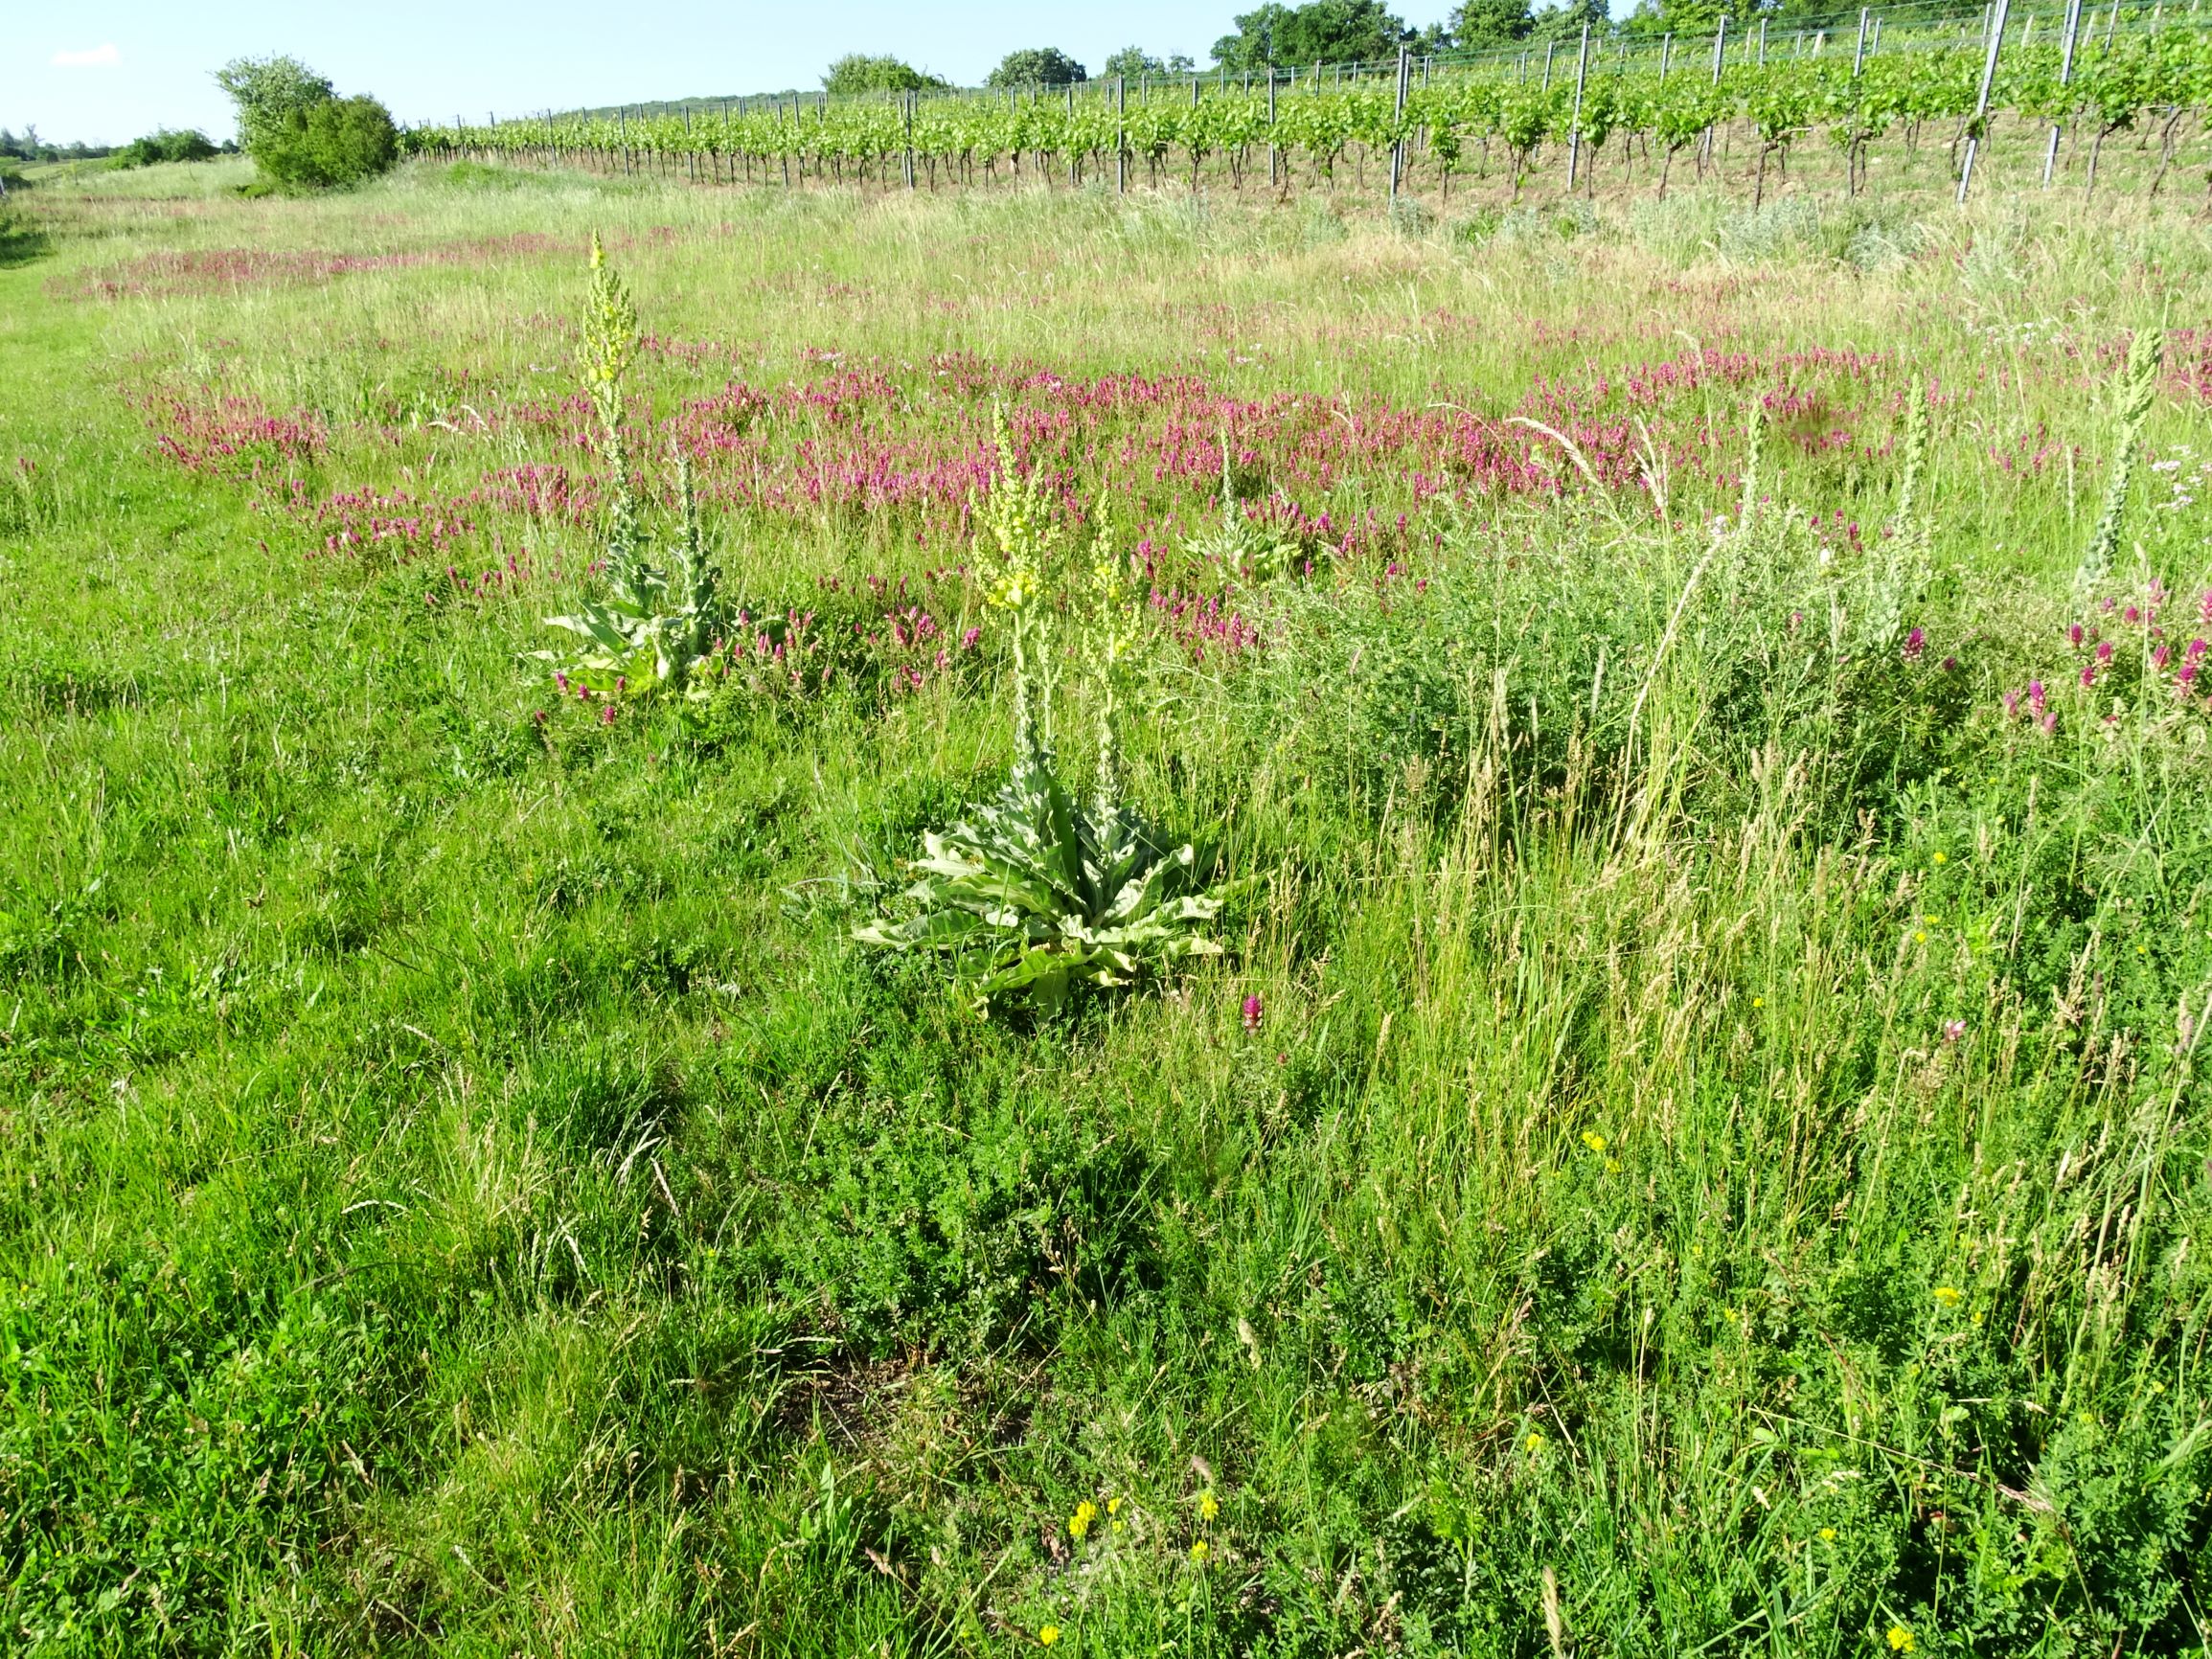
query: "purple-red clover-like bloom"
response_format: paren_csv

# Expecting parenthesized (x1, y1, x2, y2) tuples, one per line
(1242, 993, 1263, 1034)
(1903, 627, 1926, 662)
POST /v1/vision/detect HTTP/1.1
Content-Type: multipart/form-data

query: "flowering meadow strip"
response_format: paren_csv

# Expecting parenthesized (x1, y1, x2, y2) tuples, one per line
(146, 338, 1919, 590)
(71, 234, 582, 302)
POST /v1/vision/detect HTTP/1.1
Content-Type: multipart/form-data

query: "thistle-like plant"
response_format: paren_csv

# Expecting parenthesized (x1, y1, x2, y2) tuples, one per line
(1184, 431, 1300, 581)
(539, 238, 743, 696)
(1861, 378, 1933, 655)
(856, 415, 1241, 1014)
(2078, 326, 2164, 594)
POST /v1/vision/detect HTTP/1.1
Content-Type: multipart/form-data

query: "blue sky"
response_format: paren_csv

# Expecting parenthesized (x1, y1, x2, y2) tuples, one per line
(8, 1, 1464, 147)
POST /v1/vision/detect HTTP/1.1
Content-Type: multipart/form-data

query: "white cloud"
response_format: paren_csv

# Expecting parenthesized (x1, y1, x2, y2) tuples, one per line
(53, 43, 123, 69)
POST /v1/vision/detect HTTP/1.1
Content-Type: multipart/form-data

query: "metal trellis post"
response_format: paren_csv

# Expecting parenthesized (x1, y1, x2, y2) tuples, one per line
(1118, 76, 1128, 193)
(1957, 0, 2013, 201)
(1701, 18, 1726, 167)
(1566, 24, 1591, 190)
(1267, 68, 1278, 188)
(1390, 47, 1410, 201)
(2045, 0, 2085, 183)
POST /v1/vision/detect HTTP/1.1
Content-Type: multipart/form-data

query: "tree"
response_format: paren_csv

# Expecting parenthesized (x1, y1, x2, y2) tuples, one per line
(1103, 46, 1197, 80)
(1211, 1, 1414, 72)
(255, 95, 398, 190)
(821, 55, 947, 94)
(1452, 0, 1535, 48)
(1529, 0, 1607, 38)
(986, 48, 1087, 88)
(1622, 0, 1756, 34)
(214, 56, 335, 155)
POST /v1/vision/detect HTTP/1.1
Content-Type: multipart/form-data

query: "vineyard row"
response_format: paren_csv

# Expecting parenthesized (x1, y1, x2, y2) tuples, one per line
(406, 10, 2212, 201)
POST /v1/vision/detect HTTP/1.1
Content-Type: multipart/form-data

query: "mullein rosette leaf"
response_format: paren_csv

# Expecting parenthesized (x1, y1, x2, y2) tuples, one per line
(1183, 431, 1301, 581)
(537, 239, 756, 700)
(537, 450, 756, 698)
(855, 748, 1238, 1015)
(857, 410, 1244, 1013)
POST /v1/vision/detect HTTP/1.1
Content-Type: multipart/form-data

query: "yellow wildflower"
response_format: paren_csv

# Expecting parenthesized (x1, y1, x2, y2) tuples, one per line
(1933, 1285, 1963, 1307)
(1887, 1625, 1916, 1652)
(1524, 1431, 1544, 1453)
(1932, 851, 1947, 864)
(1581, 1130, 1608, 1154)
(1914, 930, 1927, 944)
(1068, 1500, 1097, 1541)
(1106, 1497, 1120, 1515)
(1190, 1540, 1209, 1560)
(1817, 1526, 1837, 1541)
(1038, 1625, 1060, 1648)
(1752, 996, 1764, 1009)
(1197, 1490, 1219, 1522)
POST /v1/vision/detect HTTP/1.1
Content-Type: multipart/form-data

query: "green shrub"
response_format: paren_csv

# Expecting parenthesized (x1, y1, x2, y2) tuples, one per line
(253, 94, 398, 190)
(112, 128, 219, 169)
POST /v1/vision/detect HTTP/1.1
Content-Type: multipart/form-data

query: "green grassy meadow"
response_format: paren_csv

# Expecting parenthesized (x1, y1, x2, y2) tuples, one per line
(4, 155, 2212, 1655)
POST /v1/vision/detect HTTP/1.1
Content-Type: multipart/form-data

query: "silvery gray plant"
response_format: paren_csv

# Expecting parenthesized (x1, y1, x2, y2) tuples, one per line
(855, 416, 1243, 1014)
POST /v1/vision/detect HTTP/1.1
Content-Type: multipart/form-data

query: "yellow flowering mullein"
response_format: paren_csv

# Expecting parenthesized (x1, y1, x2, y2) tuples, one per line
(970, 409, 1061, 761)
(1084, 538, 1143, 824)
(580, 235, 643, 570)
